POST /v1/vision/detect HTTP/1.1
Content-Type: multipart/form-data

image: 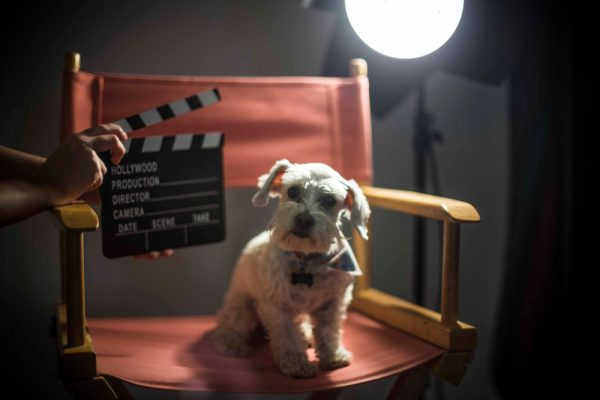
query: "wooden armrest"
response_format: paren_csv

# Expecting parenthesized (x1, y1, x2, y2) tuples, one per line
(352, 287, 477, 384)
(49, 201, 99, 232)
(351, 288, 476, 352)
(361, 185, 480, 223)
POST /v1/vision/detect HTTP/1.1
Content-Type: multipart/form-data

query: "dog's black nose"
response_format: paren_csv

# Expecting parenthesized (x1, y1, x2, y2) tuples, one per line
(294, 212, 315, 231)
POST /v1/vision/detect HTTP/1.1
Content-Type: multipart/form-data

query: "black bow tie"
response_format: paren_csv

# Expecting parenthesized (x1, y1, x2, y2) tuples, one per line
(291, 271, 313, 287)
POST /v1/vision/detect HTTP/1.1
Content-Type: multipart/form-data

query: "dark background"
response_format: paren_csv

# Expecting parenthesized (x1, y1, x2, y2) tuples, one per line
(0, 1, 584, 398)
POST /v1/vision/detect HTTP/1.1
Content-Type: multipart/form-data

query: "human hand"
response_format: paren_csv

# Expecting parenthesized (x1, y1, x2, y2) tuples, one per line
(36, 124, 127, 206)
(133, 249, 175, 260)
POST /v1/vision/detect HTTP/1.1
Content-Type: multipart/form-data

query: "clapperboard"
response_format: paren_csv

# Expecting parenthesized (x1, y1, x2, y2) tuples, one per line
(98, 89, 225, 258)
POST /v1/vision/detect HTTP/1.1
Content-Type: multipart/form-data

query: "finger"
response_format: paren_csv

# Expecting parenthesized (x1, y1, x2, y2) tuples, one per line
(160, 249, 174, 258)
(84, 124, 128, 142)
(134, 252, 160, 260)
(88, 180, 101, 192)
(101, 123, 128, 142)
(88, 170, 104, 191)
(86, 134, 127, 164)
(92, 151, 107, 176)
(83, 150, 105, 191)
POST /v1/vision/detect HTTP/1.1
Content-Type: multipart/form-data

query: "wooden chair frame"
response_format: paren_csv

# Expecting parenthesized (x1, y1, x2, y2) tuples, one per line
(49, 53, 480, 399)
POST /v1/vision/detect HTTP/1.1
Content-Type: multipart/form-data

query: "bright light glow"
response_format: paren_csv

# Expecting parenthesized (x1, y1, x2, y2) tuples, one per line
(345, 0, 464, 59)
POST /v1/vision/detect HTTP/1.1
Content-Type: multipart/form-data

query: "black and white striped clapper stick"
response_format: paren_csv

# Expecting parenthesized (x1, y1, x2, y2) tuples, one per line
(112, 88, 220, 134)
(99, 89, 225, 259)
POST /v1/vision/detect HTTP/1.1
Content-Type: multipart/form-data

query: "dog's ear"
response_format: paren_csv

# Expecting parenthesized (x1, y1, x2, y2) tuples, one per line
(343, 179, 371, 240)
(252, 159, 292, 207)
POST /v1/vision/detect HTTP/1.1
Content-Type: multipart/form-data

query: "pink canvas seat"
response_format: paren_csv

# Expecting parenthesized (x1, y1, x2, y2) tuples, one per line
(52, 53, 479, 399)
(90, 312, 445, 393)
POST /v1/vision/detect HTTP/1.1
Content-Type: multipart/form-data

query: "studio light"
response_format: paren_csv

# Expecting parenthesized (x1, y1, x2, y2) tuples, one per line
(344, 0, 464, 59)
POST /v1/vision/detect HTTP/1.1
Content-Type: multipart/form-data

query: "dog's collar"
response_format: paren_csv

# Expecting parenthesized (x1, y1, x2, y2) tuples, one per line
(283, 244, 362, 287)
(286, 251, 334, 264)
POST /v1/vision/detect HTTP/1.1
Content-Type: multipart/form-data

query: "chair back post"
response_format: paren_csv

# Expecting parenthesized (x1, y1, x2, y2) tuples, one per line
(353, 219, 372, 291)
(62, 51, 87, 347)
(349, 58, 372, 291)
(350, 57, 367, 77)
(441, 222, 460, 325)
(66, 51, 80, 73)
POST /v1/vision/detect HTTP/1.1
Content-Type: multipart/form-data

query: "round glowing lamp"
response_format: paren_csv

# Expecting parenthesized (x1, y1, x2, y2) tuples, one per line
(345, 0, 464, 59)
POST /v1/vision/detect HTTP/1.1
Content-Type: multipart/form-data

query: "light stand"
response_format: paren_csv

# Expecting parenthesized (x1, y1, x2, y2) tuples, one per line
(413, 84, 444, 307)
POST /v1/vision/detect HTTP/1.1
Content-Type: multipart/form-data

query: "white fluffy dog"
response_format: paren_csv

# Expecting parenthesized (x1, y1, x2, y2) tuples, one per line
(210, 159, 370, 378)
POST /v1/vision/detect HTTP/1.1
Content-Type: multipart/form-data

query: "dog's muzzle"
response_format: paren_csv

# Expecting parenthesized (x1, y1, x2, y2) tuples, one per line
(292, 212, 314, 238)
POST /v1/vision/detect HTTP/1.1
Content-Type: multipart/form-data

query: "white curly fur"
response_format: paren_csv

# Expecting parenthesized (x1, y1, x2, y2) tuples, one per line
(210, 160, 370, 378)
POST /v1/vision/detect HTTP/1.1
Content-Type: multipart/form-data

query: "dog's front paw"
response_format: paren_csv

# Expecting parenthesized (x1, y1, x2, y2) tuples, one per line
(318, 347, 352, 371)
(209, 327, 249, 357)
(299, 319, 314, 349)
(278, 352, 318, 378)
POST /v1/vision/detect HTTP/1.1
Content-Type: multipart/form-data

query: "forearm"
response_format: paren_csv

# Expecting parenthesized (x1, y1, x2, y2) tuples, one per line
(0, 145, 45, 181)
(0, 179, 51, 227)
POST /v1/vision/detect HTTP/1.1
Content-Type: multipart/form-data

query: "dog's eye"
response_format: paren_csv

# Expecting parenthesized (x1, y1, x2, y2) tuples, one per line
(320, 195, 336, 209)
(287, 186, 301, 201)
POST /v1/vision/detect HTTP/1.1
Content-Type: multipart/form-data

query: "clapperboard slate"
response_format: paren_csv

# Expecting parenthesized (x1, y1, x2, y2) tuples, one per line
(98, 89, 226, 258)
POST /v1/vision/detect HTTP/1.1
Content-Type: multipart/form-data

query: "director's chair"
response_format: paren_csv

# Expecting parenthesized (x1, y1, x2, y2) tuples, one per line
(50, 52, 480, 399)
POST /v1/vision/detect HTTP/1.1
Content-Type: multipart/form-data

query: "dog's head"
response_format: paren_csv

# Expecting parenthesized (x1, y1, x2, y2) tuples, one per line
(252, 159, 370, 253)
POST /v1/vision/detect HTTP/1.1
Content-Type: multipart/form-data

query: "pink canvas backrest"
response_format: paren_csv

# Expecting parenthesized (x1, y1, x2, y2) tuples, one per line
(60, 68, 373, 186)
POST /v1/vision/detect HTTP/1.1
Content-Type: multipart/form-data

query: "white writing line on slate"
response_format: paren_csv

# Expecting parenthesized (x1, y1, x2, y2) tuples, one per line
(148, 191, 219, 202)
(144, 204, 219, 217)
(115, 220, 221, 237)
(160, 177, 219, 187)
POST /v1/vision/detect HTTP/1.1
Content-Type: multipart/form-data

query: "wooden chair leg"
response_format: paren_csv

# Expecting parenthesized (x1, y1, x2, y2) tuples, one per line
(386, 369, 429, 400)
(307, 388, 343, 400)
(103, 375, 135, 400)
(64, 375, 133, 400)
